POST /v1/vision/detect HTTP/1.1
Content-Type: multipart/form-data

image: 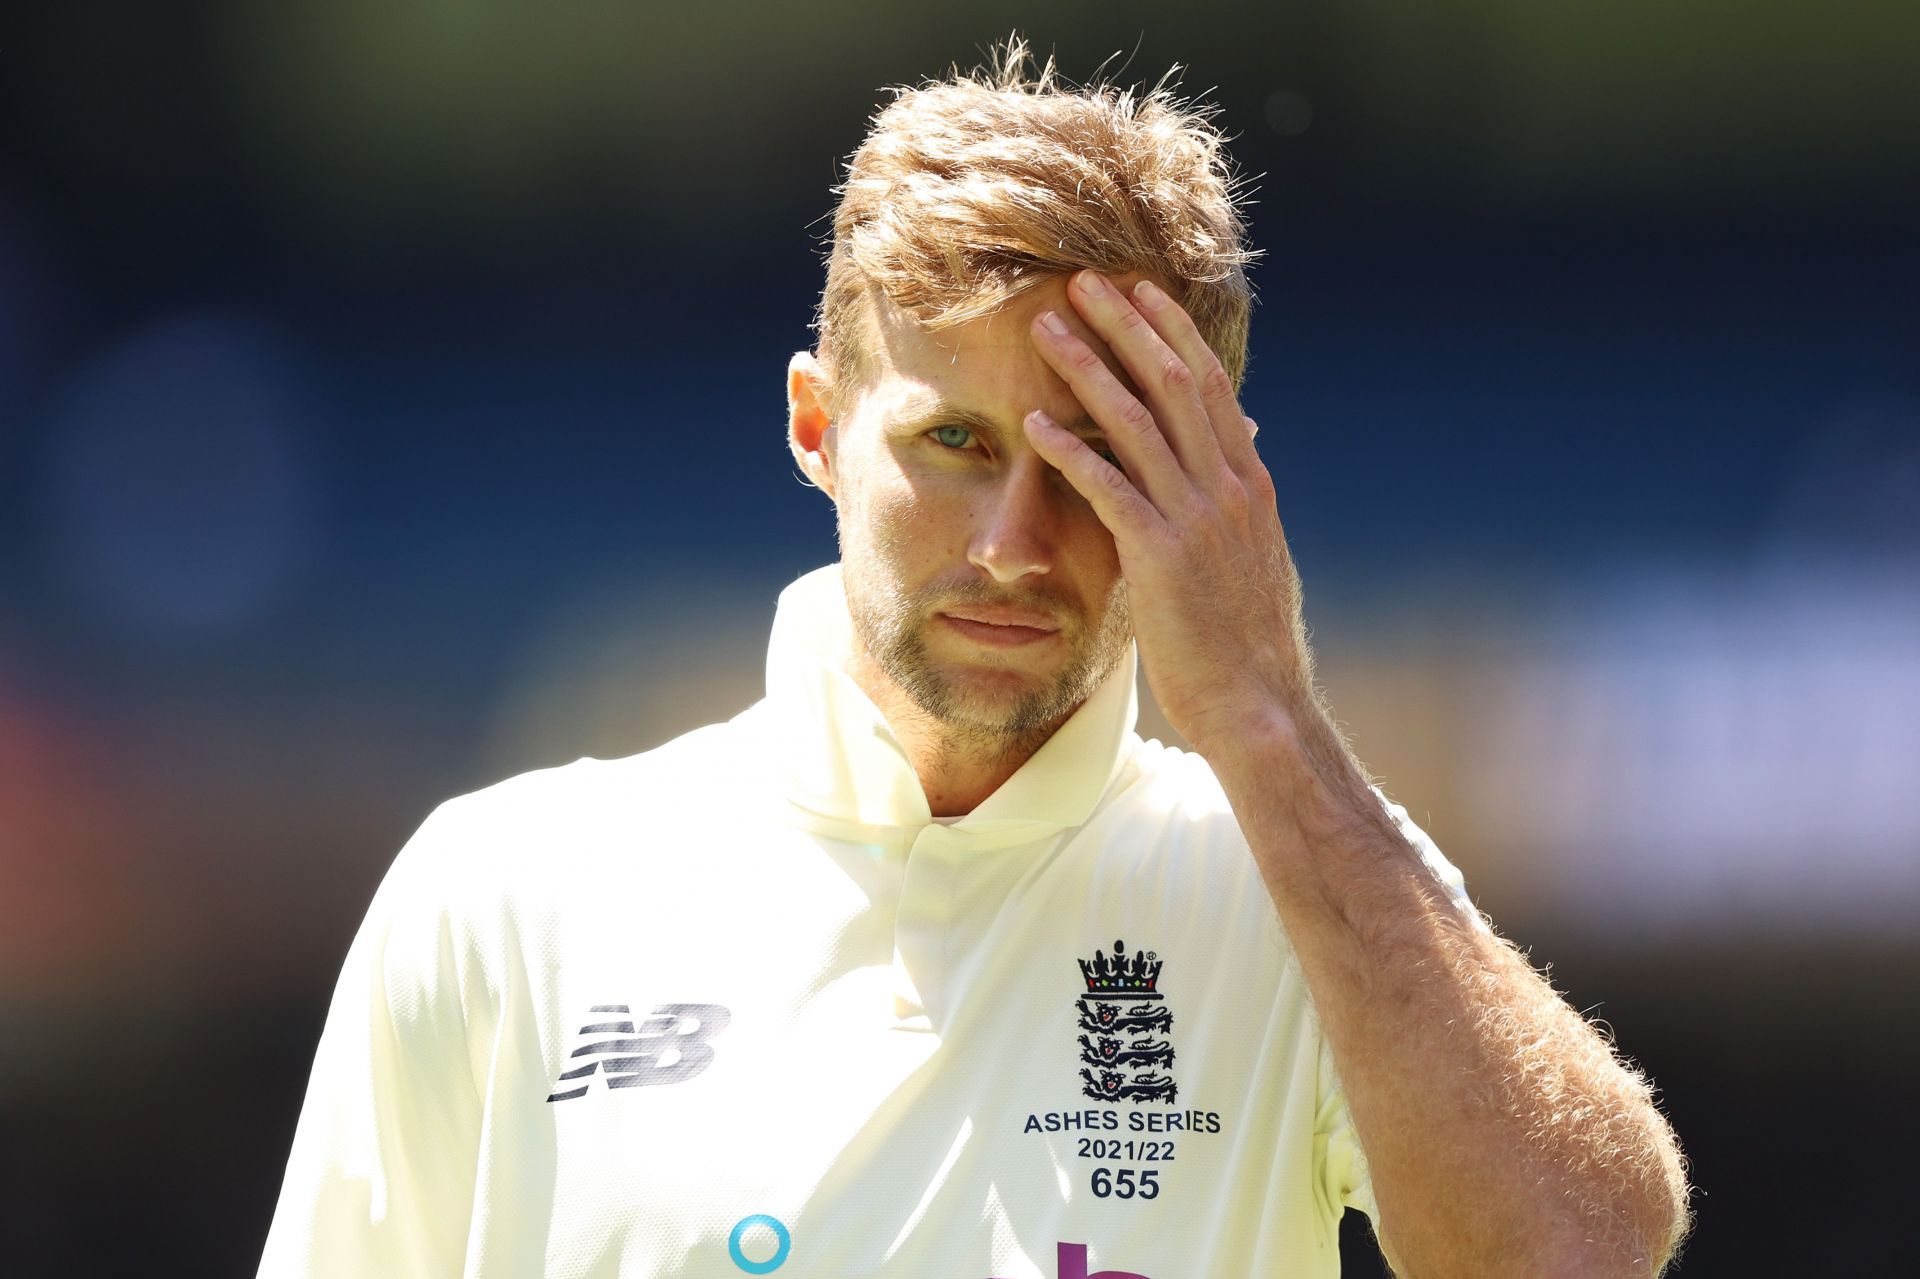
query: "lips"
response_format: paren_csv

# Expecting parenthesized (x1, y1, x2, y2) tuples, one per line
(936, 610, 1062, 647)
(941, 607, 1060, 631)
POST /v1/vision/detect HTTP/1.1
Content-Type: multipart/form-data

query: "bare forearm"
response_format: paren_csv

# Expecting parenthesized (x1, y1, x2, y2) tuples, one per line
(1206, 709, 1691, 1278)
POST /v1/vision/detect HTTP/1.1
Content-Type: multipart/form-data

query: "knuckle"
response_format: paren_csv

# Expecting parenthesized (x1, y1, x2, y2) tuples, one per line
(1116, 398, 1156, 434)
(1100, 463, 1133, 495)
(1244, 465, 1277, 504)
(1216, 475, 1249, 516)
(1161, 355, 1195, 392)
(1198, 359, 1235, 403)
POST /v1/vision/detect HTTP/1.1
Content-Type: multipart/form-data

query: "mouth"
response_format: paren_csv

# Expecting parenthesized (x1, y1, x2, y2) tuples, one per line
(937, 610, 1062, 647)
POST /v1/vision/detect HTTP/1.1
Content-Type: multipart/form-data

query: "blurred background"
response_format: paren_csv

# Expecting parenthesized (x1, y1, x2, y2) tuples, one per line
(2, 2, 1916, 1274)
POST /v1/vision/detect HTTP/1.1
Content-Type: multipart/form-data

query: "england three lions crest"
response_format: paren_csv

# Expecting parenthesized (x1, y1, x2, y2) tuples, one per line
(1076, 939, 1178, 1105)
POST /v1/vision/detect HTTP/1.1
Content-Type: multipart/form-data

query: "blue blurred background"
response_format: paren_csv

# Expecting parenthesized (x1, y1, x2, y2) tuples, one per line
(2, 3, 1916, 1274)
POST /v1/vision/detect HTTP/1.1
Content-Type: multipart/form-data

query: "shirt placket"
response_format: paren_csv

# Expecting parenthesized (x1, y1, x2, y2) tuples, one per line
(893, 823, 963, 1034)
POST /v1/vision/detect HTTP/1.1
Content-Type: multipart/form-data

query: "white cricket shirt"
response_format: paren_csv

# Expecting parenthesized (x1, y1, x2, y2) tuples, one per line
(260, 564, 1476, 1279)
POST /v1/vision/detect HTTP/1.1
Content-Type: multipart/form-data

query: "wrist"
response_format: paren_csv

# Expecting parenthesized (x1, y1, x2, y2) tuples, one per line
(1198, 699, 1389, 846)
(1188, 698, 1301, 776)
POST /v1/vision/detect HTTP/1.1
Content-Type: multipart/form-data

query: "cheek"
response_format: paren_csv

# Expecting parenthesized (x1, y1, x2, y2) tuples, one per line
(866, 482, 917, 526)
(885, 468, 982, 548)
(1074, 526, 1128, 621)
(844, 480, 948, 568)
(863, 488, 922, 558)
(1067, 507, 1122, 574)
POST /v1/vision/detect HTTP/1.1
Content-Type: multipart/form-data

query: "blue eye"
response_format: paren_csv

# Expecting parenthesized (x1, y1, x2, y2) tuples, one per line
(931, 425, 975, 449)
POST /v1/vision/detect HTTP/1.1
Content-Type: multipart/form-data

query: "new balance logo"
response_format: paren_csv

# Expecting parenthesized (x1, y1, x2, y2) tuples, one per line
(546, 1003, 731, 1102)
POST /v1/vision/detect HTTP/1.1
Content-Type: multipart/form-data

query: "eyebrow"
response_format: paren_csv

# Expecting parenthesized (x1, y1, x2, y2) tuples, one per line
(891, 392, 1105, 439)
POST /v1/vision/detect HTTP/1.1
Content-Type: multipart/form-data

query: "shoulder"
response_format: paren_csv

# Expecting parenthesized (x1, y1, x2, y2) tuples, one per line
(353, 712, 768, 988)
(385, 709, 767, 906)
(1116, 734, 1241, 826)
(1105, 736, 1481, 920)
(442, 709, 758, 833)
(1087, 736, 1248, 883)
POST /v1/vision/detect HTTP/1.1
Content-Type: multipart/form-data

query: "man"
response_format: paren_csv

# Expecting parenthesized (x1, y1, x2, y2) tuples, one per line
(261, 42, 1689, 1279)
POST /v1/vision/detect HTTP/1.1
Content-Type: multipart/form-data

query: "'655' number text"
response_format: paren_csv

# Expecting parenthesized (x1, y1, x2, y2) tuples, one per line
(1089, 1167, 1159, 1200)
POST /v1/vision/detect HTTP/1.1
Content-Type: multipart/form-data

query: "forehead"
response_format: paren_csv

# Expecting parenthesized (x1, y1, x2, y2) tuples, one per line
(858, 274, 1150, 419)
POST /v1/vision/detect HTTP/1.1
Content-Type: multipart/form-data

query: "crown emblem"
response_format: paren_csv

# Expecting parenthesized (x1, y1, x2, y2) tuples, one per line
(1076, 938, 1163, 1000)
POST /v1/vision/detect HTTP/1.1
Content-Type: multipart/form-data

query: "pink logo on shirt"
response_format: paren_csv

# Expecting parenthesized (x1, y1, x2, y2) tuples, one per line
(991, 1242, 1152, 1279)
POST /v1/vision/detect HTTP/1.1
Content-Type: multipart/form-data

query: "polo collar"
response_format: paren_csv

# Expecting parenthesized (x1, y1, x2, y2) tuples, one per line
(763, 564, 1139, 842)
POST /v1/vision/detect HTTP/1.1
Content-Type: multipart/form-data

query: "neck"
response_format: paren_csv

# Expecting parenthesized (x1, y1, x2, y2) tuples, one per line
(844, 639, 1062, 819)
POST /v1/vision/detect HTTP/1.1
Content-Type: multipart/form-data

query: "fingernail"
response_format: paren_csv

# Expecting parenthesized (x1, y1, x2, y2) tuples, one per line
(1076, 271, 1109, 297)
(1133, 279, 1167, 308)
(1038, 310, 1070, 337)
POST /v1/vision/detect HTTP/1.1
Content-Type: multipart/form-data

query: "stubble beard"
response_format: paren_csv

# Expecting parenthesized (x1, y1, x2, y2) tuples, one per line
(843, 558, 1132, 758)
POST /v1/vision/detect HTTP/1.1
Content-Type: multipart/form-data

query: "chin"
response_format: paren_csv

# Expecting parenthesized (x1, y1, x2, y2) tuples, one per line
(937, 666, 1077, 730)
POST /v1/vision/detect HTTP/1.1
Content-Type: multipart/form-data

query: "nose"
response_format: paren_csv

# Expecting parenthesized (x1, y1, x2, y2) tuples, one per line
(966, 452, 1059, 584)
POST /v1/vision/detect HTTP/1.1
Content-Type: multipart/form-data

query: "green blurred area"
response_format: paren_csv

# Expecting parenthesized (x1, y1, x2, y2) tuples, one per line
(20, 1, 1917, 250)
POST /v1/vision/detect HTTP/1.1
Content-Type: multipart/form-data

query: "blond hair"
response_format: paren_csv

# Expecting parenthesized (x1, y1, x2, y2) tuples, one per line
(813, 36, 1259, 419)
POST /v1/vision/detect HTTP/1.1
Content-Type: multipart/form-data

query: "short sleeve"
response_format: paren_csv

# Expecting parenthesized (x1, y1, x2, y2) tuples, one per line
(1316, 792, 1487, 1231)
(1377, 787, 1488, 933)
(1315, 1029, 1380, 1226)
(257, 804, 485, 1278)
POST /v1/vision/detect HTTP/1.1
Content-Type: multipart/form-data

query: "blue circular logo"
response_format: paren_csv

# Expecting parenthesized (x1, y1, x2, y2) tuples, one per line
(728, 1214, 792, 1274)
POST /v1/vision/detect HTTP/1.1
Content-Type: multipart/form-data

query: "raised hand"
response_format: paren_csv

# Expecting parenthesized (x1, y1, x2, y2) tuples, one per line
(1023, 270, 1312, 763)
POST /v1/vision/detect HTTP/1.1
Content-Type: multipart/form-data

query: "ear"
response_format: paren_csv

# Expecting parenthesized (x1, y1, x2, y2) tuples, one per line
(786, 351, 838, 500)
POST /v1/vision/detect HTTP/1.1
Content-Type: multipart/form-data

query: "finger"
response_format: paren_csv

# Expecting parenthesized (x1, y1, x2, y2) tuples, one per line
(1022, 409, 1166, 542)
(1125, 278, 1266, 488)
(1064, 271, 1230, 483)
(1030, 308, 1191, 515)
(1240, 416, 1272, 497)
